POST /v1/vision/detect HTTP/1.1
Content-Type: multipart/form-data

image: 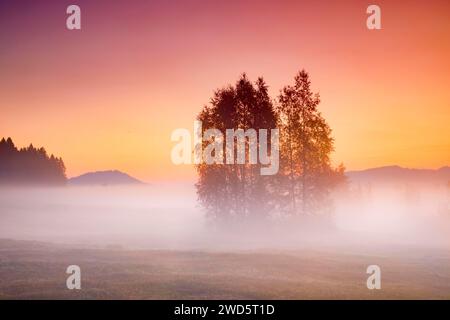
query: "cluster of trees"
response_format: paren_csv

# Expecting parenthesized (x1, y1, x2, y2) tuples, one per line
(0, 137, 66, 185)
(196, 70, 345, 224)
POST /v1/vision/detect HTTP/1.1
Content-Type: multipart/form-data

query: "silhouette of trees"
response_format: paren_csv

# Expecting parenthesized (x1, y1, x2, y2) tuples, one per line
(0, 137, 66, 185)
(196, 70, 345, 224)
(196, 74, 277, 223)
(276, 70, 345, 216)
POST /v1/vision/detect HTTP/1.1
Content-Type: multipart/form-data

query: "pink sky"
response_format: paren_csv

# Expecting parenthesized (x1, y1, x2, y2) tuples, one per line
(0, 0, 449, 181)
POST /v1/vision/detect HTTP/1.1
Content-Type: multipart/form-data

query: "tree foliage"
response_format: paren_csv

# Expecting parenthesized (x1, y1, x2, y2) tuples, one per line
(196, 74, 277, 222)
(196, 70, 345, 224)
(276, 70, 345, 216)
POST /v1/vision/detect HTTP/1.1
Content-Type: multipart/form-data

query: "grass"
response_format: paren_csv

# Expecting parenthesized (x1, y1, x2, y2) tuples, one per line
(0, 239, 449, 299)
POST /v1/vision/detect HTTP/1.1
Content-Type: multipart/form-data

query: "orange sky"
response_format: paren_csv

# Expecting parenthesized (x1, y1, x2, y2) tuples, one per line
(0, 0, 449, 181)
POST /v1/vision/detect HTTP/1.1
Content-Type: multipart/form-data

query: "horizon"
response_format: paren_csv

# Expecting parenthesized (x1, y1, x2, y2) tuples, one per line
(66, 164, 450, 183)
(1, 135, 449, 182)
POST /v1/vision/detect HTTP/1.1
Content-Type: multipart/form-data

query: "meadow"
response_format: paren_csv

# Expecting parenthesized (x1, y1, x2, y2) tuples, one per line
(1, 239, 449, 299)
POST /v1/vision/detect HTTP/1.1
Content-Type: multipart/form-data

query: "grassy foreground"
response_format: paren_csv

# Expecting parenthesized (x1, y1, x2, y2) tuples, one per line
(0, 239, 449, 299)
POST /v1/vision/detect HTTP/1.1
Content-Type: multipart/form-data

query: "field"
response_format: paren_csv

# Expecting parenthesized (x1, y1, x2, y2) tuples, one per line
(0, 239, 449, 299)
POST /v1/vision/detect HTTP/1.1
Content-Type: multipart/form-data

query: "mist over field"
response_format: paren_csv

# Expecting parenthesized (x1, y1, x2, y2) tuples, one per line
(1, 181, 449, 299)
(0, 181, 448, 250)
(0, 183, 201, 249)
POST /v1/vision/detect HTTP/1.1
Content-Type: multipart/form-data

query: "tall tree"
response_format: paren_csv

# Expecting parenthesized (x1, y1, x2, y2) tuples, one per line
(276, 70, 345, 216)
(196, 74, 277, 223)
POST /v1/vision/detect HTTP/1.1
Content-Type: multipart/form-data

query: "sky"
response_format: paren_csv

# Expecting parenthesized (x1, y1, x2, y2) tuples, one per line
(0, 0, 449, 181)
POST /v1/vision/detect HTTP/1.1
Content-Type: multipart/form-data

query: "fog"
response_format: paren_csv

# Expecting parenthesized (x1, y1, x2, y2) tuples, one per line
(332, 184, 450, 248)
(0, 182, 449, 251)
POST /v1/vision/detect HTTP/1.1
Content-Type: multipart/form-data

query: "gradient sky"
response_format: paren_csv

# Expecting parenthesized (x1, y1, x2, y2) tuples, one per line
(1, 0, 449, 181)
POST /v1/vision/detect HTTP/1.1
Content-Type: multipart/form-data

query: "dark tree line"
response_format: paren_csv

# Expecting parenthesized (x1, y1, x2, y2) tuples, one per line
(0, 137, 66, 185)
(196, 70, 345, 224)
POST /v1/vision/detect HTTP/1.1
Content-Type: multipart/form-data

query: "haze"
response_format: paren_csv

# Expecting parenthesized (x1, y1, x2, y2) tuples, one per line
(1, 182, 448, 251)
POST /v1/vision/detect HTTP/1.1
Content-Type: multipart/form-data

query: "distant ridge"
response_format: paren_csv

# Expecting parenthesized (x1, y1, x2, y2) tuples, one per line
(68, 170, 143, 186)
(346, 165, 450, 185)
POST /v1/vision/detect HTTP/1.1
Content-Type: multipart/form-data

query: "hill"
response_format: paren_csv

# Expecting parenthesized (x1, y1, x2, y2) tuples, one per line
(68, 170, 143, 186)
(346, 165, 450, 186)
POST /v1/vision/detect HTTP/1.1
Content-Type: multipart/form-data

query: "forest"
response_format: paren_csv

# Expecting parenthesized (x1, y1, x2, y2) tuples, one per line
(0, 137, 66, 185)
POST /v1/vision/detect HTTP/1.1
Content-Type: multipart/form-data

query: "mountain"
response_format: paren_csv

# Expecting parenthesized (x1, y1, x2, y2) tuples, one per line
(68, 170, 143, 186)
(346, 165, 450, 186)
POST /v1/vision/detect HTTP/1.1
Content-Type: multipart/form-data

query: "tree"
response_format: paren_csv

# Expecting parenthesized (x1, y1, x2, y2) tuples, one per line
(276, 70, 345, 216)
(195, 70, 345, 225)
(196, 74, 277, 223)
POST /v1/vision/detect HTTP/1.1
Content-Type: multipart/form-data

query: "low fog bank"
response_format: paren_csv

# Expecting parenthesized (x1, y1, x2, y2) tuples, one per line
(332, 183, 450, 249)
(0, 182, 449, 251)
